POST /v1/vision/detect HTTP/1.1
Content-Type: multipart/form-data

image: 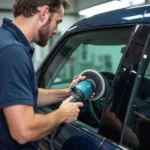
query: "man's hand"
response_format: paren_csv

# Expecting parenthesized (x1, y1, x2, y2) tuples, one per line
(70, 75, 86, 87)
(70, 75, 95, 98)
(59, 96, 84, 123)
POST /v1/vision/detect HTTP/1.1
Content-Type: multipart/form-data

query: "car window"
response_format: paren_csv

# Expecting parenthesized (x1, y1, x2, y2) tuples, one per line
(42, 27, 134, 130)
(121, 61, 150, 150)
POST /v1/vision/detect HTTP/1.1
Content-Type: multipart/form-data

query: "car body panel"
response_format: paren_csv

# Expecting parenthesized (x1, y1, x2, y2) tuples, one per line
(65, 5, 150, 35)
(53, 123, 125, 150)
(53, 124, 102, 150)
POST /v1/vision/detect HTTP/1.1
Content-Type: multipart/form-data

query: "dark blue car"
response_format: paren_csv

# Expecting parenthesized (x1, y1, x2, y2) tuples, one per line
(37, 4, 150, 150)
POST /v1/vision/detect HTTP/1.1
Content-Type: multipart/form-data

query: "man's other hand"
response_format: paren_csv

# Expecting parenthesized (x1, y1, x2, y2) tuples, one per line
(59, 96, 84, 123)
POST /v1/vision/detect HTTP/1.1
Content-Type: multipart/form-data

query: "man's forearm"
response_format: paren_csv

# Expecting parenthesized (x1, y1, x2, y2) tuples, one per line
(37, 88, 69, 107)
(16, 109, 65, 143)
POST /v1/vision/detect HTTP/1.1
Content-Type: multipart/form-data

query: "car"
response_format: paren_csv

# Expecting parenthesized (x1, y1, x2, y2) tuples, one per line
(36, 4, 150, 150)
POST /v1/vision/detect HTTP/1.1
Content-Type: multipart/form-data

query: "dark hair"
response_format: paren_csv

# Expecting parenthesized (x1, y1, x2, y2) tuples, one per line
(13, 0, 70, 17)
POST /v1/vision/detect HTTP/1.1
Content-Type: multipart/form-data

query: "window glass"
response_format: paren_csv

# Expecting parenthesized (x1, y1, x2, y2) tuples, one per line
(122, 60, 150, 150)
(42, 27, 134, 129)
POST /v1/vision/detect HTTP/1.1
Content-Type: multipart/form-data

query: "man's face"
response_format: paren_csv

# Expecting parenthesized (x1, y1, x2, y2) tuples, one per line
(36, 5, 64, 47)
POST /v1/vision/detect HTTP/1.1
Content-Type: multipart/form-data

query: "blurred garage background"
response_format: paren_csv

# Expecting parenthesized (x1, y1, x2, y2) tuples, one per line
(0, 0, 149, 70)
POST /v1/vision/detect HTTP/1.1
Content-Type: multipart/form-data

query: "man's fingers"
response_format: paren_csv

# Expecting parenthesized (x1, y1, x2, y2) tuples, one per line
(90, 92, 96, 98)
(64, 96, 73, 103)
(76, 102, 84, 108)
(66, 116, 78, 123)
(73, 75, 79, 80)
(76, 76, 86, 82)
(72, 76, 86, 85)
(93, 92, 96, 95)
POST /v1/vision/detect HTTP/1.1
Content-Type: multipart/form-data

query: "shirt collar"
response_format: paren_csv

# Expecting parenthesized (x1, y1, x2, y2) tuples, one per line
(2, 18, 34, 55)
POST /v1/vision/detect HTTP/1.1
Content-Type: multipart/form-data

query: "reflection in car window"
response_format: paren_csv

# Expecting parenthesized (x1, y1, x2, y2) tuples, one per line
(43, 27, 134, 129)
(122, 62, 150, 150)
(97, 25, 150, 149)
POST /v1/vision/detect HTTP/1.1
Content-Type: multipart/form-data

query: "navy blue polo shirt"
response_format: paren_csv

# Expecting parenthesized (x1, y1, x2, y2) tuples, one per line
(0, 18, 39, 149)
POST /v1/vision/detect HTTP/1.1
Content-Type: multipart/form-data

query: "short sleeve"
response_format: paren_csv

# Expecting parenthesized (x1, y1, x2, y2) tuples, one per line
(0, 44, 34, 108)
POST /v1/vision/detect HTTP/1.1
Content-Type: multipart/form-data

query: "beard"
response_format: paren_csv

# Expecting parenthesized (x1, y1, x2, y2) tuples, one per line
(36, 17, 52, 47)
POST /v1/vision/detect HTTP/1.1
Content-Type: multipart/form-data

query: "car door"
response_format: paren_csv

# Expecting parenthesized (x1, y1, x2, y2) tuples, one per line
(98, 25, 150, 150)
(36, 25, 136, 150)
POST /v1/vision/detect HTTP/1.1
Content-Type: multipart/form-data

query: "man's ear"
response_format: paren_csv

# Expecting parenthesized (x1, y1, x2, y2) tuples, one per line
(39, 5, 50, 22)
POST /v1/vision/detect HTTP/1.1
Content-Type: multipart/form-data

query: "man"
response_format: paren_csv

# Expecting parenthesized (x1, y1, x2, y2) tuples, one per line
(0, 0, 85, 149)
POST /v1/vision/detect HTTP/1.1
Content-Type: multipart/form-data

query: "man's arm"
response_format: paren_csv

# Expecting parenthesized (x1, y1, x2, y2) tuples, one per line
(3, 96, 83, 144)
(37, 88, 69, 107)
(37, 76, 86, 107)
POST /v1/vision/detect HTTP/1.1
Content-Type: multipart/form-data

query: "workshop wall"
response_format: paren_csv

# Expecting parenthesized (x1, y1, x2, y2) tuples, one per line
(0, 12, 79, 71)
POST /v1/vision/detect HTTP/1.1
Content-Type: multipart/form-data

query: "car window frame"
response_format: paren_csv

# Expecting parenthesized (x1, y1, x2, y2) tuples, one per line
(96, 24, 150, 150)
(118, 24, 150, 148)
(36, 24, 136, 87)
(36, 24, 137, 138)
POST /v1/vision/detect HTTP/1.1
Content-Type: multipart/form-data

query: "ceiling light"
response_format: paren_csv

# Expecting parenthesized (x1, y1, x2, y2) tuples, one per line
(79, 0, 145, 17)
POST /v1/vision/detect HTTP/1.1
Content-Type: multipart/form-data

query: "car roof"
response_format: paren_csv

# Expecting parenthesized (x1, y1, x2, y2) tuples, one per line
(65, 4, 150, 35)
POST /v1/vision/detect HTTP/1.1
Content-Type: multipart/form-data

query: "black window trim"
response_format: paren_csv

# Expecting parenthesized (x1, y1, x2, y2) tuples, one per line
(119, 24, 150, 145)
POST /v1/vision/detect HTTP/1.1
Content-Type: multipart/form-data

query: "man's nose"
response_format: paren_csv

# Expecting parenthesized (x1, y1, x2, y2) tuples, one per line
(53, 28, 58, 35)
